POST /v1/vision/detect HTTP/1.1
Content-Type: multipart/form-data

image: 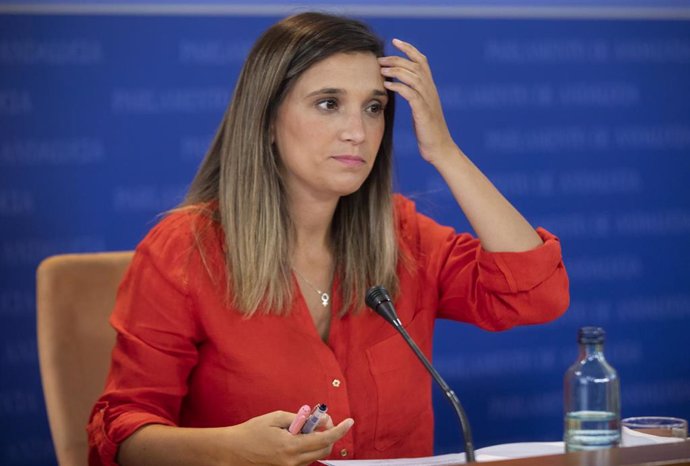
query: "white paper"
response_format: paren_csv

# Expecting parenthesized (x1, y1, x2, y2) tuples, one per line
(621, 426, 686, 447)
(319, 452, 465, 466)
(319, 429, 685, 465)
(319, 442, 563, 465)
(473, 442, 565, 459)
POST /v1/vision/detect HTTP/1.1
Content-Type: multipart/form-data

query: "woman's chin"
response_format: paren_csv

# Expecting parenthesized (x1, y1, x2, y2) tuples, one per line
(333, 179, 369, 198)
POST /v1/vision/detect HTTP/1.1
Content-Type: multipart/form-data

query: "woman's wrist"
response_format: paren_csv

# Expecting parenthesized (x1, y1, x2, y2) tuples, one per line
(428, 143, 468, 174)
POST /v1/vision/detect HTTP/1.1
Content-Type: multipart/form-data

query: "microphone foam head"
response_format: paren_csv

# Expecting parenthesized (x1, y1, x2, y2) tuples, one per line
(365, 285, 392, 310)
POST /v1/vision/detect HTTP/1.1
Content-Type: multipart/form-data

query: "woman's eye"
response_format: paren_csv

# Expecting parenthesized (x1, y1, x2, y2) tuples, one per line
(366, 102, 384, 115)
(317, 99, 338, 111)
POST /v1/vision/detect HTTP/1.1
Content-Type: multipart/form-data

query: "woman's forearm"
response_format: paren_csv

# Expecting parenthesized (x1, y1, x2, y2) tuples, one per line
(432, 145, 543, 253)
(115, 411, 354, 466)
(118, 424, 236, 466)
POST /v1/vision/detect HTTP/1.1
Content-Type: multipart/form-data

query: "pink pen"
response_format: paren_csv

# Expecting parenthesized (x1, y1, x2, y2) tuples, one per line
(288, 405, 311, 435)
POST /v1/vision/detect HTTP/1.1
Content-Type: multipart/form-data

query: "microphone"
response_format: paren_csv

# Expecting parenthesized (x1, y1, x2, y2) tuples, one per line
(365, 285, 476, 463)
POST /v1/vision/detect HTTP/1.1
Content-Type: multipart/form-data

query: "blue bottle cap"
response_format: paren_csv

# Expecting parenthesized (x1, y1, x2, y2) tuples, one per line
(578, 326, 605, 344)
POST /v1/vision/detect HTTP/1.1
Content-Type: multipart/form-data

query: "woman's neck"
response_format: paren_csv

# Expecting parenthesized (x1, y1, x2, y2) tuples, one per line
(288, 192, 338, 258)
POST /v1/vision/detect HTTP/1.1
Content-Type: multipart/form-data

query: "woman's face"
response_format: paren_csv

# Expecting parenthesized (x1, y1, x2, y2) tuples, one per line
(273, 52, 388, 203)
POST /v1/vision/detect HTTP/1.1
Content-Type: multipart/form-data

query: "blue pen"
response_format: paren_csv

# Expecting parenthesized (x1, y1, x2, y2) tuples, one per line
(300, 404, 328, 434)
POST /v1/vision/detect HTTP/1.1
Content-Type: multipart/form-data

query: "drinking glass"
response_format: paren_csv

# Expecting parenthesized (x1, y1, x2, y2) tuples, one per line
(622, 417, 688, 439)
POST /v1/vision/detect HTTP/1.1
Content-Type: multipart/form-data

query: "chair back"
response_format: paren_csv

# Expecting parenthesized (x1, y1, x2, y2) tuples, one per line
(36, 251, 133, 466)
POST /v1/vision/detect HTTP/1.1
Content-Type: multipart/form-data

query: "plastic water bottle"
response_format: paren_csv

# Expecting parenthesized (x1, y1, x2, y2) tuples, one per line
(564, 326, 621, 452)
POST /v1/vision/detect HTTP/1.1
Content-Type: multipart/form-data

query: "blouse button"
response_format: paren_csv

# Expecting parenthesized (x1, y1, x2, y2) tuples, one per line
(332, 379, 341, 388)
(340, 448, 348, 457)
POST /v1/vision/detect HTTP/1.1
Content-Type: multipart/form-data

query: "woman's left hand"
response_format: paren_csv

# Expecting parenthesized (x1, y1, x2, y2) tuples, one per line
(379, 38, 457, 165)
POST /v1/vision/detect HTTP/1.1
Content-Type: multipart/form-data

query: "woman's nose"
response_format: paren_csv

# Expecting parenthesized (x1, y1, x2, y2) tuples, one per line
(339, 112, 366, 144)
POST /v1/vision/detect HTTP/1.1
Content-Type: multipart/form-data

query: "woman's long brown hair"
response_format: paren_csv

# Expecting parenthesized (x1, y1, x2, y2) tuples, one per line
(182, 12, 399, 316)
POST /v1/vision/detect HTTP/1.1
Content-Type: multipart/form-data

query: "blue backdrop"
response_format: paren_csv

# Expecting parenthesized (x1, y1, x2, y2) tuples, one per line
(1, 3, 690, 464)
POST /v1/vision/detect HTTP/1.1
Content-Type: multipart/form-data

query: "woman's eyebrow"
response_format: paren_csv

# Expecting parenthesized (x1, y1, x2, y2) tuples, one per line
(305, 88, 343, 98)
(305, 88, 388, 98)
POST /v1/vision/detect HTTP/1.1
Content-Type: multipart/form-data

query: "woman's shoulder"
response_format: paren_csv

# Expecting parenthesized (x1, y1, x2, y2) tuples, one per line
(392, 193, 417, 218)
(137, 202, 222, 263)
(392, 193, 472, 254)
(392, 193, 421, 252)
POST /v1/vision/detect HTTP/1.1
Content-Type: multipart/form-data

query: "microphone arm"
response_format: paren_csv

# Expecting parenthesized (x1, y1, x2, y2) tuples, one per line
(365, 286, 476, 463)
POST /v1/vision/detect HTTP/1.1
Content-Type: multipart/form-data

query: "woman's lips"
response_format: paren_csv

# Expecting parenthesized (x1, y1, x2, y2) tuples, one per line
(332, 155, 366, 167)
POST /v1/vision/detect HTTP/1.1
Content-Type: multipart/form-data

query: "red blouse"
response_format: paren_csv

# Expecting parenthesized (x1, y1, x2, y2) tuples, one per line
(87, 195, 569, 465)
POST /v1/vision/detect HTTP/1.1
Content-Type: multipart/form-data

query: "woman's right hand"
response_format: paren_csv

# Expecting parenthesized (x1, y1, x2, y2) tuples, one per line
(226, 410, 354, 466)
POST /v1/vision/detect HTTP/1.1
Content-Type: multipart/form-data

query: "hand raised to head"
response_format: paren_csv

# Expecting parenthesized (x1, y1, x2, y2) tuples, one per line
(379, 38, 458, 165)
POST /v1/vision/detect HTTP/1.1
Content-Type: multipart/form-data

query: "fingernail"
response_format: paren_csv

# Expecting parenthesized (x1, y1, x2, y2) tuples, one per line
(345, 418, 355, 428)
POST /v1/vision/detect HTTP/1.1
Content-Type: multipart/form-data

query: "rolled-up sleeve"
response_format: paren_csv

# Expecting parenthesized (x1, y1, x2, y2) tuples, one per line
(475, 228, 564, 294)
(440, 227, 569, 330)
(397, 196, 569, 331)
(87, 214, 203, 466)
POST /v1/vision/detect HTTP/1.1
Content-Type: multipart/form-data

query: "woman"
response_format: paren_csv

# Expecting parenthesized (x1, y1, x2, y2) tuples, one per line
(88, 12, 569, 466)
